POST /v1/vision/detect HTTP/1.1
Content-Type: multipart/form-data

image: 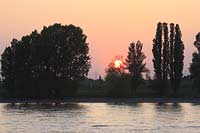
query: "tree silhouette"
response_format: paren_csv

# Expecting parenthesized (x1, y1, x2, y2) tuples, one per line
(105, 56, 131, 97)
(41, 24, 90, 80)
(162, 23, 169, 83)
(173, 24, 184, 93)
(194, 32, 200, 52)
(190, 32, 200, 91)
(1, 23, 91, 98)
(162, 23, 169, 81)
(105, 56, 126, 76)
(126, 41, 148, 95)
(169, 23, 175, 92)
(152, 22, 163, 93)
(190, 52, 200, 90)
(152, 22, 184, 95)
(1, 46, 14, 97)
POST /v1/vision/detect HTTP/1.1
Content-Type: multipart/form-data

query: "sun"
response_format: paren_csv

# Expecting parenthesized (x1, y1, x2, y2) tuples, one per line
(114, 60, 123, 68)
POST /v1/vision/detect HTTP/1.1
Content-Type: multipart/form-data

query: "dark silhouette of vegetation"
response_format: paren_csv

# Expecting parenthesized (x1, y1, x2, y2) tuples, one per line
(126, 41, 148, 95)
(190, 33, 200, 91)
(0, 22, 198, 99)
(173, 24, 184, 93)
(1, 23, 91, 98)
(105, 56, 126, 75)
(169, 23, 175, 94)
(152, 22, 163, 93)
(152, 22, 184, 95)
(104, 41, 148, 97)
(1, 47, 15, 97)
(105, 73, 132, 97)
(162, 23, 169, 86)
(105, 56, 132, 97)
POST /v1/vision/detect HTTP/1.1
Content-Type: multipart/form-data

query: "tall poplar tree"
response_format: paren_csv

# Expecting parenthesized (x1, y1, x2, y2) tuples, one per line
(162, 23, 169, 82)
(152, 22, 184, 95)
(169, 23, 175, 90)
(173, 24, 184, 93)
(152, 22, 163, 81)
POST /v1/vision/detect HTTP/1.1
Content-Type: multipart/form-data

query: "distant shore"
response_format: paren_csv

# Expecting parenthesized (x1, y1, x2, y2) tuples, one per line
(0, 97, 200, 103)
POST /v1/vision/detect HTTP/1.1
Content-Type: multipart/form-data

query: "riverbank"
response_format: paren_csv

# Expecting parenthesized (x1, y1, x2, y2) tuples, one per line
(0, 97, 200, 103)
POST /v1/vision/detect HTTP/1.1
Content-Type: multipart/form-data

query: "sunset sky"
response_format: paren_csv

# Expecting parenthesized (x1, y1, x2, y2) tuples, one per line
(0, 0, 199, 78)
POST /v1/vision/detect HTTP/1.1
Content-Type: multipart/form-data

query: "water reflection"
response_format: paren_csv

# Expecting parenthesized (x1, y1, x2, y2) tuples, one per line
(0, 103, 200, 133)
(107, 102, 141, 108)
(3, 103, 86, 111)
(0, 103, 89, 133)
(191, 103, 200, 106)
(155, 103, 182, 112)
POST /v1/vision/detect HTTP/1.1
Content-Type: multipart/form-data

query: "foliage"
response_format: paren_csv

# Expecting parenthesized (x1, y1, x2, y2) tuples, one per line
(152, 22, 163, 81)
(105, 56, 126, 76)
(173, 24, 184, 93)
(162, 23, 169, 82)
(194, 32, 200, 52)
(169, 23, 175, 92)
(126, 41, 148, 95)
(105, 73, 132, 97)
(152, 22, 163, 93)
(105, 56, 132, 97)
(190, 32, 200, 91)
(1, 47, 15, 97)
(152, 22, 184, 94)
(1, 23, 91, 98)
(190, 53, 200, 89)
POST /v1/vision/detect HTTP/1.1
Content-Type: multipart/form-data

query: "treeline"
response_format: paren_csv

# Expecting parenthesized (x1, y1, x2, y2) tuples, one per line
(190, 33, 200, 90)
(152, 23, 184, 94)
(0, 24, 90, 98)
(0, 22, 200, 98)
(104, 22, 200, 97)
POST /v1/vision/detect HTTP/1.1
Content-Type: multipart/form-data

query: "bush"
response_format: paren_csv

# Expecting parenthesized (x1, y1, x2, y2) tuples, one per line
(105, 73, 132, 97)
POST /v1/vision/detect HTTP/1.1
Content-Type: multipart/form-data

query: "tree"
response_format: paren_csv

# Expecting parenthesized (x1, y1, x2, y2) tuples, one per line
(152, 22, 184, 95)
(173, 24, 184, 93)
(40, 24, 90, 81)
(194, 32, 200, 52)
(105, 56, 126, 76)
(162, 23, 169, 82)
(169, 23, 175, 92)
(1, 23, 91, 98)
(1, 46, 14, 97)
(190, 32, 200, 91)
(190, 52, 200, 90)
(126, 41, 148, 95)
(105, 56, 131, 97)
(152, 22, 163, 93)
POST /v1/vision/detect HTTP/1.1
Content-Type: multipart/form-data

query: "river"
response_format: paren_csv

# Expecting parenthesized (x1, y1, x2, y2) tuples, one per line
(0, 103, 200, 133)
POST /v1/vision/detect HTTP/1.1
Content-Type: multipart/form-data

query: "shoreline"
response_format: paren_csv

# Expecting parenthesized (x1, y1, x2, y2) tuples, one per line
(0, 97, 200, 103)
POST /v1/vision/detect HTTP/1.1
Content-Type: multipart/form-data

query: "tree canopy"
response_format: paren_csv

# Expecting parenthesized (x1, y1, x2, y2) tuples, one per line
(152, 22, 184, 95)
(126, 41, 148, 95)
(190, 32, 200, 91)
(1, 23, 91, 98)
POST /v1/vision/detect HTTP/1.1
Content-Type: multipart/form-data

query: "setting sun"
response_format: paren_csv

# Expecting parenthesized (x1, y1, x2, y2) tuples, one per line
(114, 60, 123, 68)
(0, 1, 200, 132)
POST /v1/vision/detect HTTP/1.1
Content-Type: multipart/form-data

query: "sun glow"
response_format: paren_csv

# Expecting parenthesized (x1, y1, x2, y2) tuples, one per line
(114, 60, 123, 68)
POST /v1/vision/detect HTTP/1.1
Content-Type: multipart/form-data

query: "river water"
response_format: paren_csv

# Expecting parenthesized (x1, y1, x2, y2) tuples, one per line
(0, 103, 200, 133)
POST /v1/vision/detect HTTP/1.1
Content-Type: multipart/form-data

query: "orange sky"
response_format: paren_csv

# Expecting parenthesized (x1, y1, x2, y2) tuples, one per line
(0, 0, 199, 78)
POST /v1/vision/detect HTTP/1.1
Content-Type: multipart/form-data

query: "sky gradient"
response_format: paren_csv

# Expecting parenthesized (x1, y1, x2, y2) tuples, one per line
(0, 0, 199, 78)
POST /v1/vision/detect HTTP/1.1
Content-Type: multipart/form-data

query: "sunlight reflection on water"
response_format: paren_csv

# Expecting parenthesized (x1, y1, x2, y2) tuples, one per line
(0, 103, 200, 133)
